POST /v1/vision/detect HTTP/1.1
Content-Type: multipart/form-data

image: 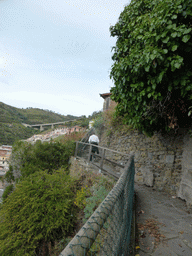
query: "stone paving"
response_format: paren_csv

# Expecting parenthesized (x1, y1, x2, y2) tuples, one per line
(135, 183, 192, 256)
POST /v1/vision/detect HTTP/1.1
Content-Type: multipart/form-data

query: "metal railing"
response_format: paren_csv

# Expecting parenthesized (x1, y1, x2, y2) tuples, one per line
(60, 154, 135, 256)
(75, 141, 130, 179)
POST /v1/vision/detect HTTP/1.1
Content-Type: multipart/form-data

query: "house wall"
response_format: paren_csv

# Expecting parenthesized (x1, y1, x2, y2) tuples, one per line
(0, 147, 12, 170)
(0, 147, 12, 189)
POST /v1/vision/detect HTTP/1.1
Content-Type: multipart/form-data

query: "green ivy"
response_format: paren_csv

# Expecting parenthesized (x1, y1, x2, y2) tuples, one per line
(110, 0, 192, 135)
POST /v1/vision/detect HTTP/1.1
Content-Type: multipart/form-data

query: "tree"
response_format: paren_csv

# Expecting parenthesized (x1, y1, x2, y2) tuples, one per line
(110, 0, 192, 135)
(6, 140, 75, 182)
(0, 170, 79, 256)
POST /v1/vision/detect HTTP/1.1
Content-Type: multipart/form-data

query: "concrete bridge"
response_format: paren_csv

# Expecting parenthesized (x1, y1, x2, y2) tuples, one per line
(23, 118, 82, 131)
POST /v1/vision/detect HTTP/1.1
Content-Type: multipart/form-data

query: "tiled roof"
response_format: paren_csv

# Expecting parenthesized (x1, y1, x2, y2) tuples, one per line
(99, 93, 112, 99)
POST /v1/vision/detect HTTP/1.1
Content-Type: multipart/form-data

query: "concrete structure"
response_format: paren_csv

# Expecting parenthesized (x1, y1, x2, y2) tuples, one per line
(23, 118, 82, 131)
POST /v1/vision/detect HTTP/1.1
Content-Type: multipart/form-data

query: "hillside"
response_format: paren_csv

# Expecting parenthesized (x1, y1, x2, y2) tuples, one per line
(0, 102, 78, 145)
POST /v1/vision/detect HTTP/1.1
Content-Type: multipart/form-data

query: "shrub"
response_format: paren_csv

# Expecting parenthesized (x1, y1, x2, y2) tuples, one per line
(1, 184, 14, 202)
(7, 140, 75, 182)
(0, 170, 79, 256)
(83, 176, 115, 222)
(93, 113, 104, 137)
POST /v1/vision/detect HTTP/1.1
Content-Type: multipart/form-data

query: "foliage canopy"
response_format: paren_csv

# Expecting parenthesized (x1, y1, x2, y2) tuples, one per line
(110, 0, 192, 135)
(7, 140, 75, 182)
(0, 170, 79, 256)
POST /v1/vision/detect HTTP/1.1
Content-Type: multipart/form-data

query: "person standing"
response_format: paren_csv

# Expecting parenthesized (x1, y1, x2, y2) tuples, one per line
(88, 133, 99, 161)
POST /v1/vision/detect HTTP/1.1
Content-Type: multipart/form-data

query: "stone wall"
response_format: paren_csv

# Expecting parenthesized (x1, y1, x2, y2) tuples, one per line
(178, 134, 192, 207)
(100, 127, 192, 206)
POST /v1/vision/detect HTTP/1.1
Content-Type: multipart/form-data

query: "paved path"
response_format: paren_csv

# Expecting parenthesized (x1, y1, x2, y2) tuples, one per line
(135, 183, 192, 256)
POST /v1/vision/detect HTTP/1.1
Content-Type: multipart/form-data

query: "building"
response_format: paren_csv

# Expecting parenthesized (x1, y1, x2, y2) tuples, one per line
(0, 145, 12, 189)
(100, 92, 117, 112)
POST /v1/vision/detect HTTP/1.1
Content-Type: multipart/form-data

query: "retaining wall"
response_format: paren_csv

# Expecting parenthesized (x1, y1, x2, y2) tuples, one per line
(100, 127, 192, 207)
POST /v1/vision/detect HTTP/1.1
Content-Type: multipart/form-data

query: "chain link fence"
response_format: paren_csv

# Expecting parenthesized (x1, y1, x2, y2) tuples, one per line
(60, 155, 135, 256)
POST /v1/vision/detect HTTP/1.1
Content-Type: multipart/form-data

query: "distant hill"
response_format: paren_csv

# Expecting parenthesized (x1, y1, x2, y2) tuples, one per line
(0, 102, 78, 145)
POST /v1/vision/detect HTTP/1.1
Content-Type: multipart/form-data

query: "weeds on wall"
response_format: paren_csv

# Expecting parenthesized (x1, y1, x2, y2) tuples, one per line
(92, 113, 104, 137)
(54, 130, 86, 144)
(103, 102, 134, 135)
(82, 175, 115, 223)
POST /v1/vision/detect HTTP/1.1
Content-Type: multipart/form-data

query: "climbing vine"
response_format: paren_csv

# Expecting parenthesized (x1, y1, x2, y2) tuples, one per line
(110, 0, 192, 135)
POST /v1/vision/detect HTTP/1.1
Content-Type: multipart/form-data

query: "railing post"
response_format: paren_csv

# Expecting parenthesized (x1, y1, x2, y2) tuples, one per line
(100, 148, 105, 170)
(88, 144, 92, 162)
(75, 142, 78, 158)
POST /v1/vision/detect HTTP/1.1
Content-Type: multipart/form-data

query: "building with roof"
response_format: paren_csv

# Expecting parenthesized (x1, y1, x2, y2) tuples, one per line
(100, 92, 117, 112)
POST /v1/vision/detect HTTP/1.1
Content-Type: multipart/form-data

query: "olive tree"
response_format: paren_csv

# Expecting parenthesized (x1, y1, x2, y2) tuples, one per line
(110, 0, 192, 135)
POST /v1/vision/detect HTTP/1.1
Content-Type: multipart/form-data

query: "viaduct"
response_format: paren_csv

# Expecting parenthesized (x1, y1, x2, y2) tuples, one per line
(22, 118, 82, 132)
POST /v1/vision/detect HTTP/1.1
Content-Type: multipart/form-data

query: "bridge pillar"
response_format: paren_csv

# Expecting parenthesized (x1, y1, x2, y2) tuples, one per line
(40, 125, 44, 132)
(51, 124, 54, 130)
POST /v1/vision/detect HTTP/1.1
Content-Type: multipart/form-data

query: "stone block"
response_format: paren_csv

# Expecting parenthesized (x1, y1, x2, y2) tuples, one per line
(158, 151, 165, 155)
(168, 151, 174, 154)
(166, 155, 174, 164)
(158, 154, 165, 161)
(178, 182, 192, 206)
(134, 151, 140, 161)
(148, 152, 153, 159)
(165, 170, 172, 178)
(135, 174, 143, 183)
(140, 167, 154, 187)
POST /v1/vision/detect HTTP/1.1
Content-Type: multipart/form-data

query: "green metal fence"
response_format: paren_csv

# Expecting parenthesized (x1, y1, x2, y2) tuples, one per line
(60, 155, 135, 256)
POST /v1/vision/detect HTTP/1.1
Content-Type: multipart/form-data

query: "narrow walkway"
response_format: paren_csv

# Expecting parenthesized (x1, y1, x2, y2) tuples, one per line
(135, 183, 192, 256)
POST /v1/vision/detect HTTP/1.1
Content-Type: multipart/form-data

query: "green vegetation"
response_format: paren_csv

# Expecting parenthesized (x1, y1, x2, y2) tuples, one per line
(0, 123, 36, 145)
(0, 131, 114, 255)
(0, 102, 78, 145)
(1, 184, 14, 202)
(71, 115, 89, 128)
(0, 139, 79, 255)
(6, 140, 75, 182)
(0, 102, 78, 125)
(53, 130, 86, 144)
(83, 176, 113, 223)
(0, 170, 79, 256)
(92, 112, 104, 137)
(70, 167, 115, 231)
(0, 100, 114, 255)
(110, 0, 192, 135)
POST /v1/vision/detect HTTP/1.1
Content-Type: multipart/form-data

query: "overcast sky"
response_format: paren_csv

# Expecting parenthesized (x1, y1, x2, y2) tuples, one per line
(0, 0, 130, 117)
